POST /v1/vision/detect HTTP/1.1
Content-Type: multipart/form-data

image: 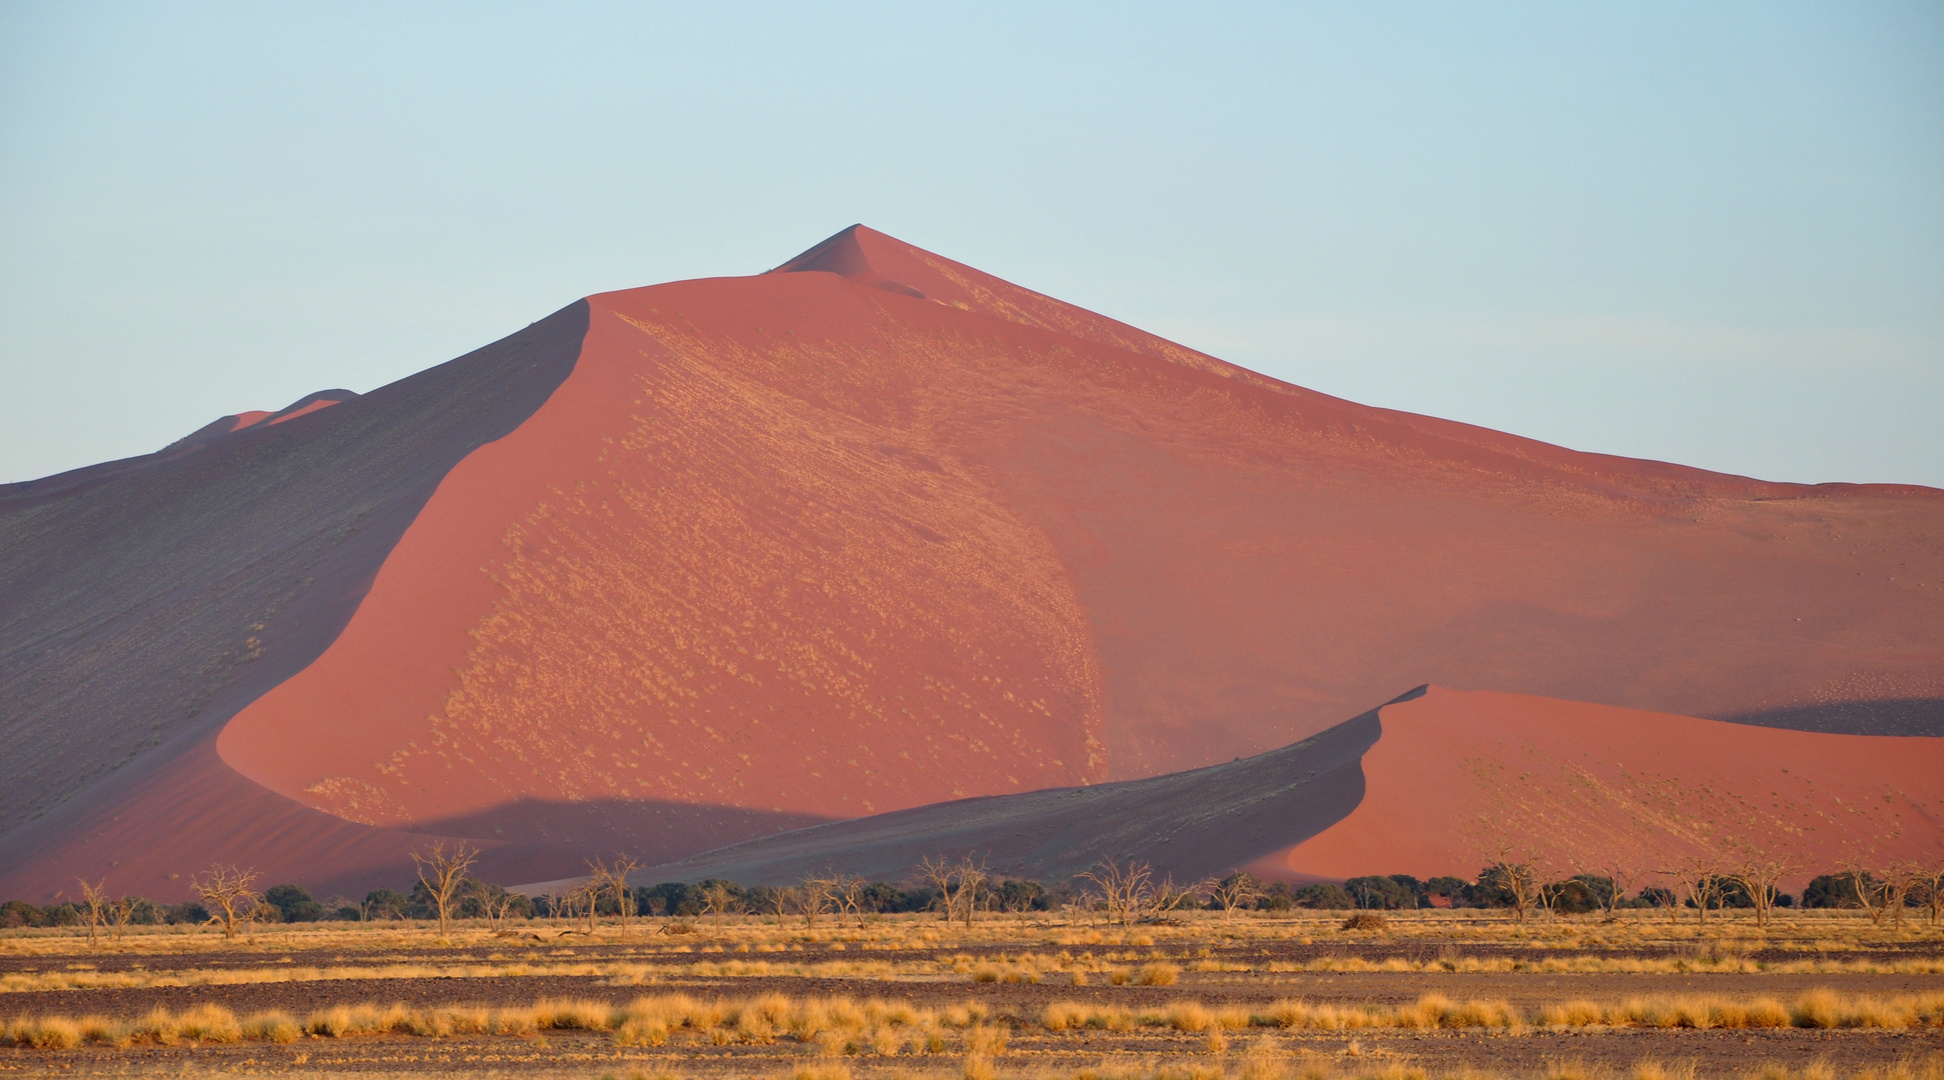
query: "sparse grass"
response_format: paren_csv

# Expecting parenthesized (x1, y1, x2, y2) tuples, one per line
(8, 990, 1938, 1052)
(5, 909, 1941, 1079)
(5, 908, 1939, 980)
(595, 1055, 1944, 1080)
(1050, 1056, 1944, 1080)
(4, 907, 1940, 958)
(7, 939, 1939, 995)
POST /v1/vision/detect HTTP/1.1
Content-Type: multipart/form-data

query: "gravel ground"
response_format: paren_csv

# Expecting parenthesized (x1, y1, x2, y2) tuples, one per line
(12, 1026, 1944, 1078)
(7, 970, 1944, 1017)
(4, 935, 1934, 977)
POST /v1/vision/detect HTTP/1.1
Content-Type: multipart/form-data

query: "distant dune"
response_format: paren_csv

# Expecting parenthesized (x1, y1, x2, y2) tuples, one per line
(2, 226, 1939, 901)
(1271, 686, 1944, 890)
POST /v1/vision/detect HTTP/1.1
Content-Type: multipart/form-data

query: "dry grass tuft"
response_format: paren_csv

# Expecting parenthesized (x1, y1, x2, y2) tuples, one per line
(790, 1065, 854, 1080)
(4, 988, 1943, 1060)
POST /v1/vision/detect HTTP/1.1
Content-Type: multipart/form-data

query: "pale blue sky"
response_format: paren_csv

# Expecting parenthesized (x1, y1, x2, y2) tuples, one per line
(3, 2, 1939, 485)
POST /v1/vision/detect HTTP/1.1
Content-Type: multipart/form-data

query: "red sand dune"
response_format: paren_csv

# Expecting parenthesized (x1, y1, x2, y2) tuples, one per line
(1265, 686, 1944, 889)
(3, 225, 1941, 900)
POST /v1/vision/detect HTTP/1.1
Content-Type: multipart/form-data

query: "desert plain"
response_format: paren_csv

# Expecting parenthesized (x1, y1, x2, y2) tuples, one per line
(4, 901, 1943, 1080)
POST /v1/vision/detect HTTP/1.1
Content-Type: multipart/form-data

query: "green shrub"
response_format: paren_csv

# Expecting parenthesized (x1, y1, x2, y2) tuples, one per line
(1291, 883, 1353, 910)
(1802, 873, 1864, 909)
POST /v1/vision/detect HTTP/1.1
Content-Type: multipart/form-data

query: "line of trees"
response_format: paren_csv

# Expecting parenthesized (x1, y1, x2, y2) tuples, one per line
(7, 849, 1939, 937)
(1445, 847, 1944, 928)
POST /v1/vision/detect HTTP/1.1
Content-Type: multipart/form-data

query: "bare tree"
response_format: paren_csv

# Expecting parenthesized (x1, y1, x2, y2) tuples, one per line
(587, 855, 642, 936)
(830, 876, 869, 927)
(1535, 875, 1568, 920)
(1153, 875, 1213, 915)
(1483, 851, 1543, 924)
(950, 857, 987, 927)
(490, 892, 524, 931)
(1727, 850, 1798, 929)
(574, 880, 602, 933)
(109, 895, 140, 941)
(1077, 857, 1153, 927)
(1880, 862, 1921, 928)
(554, 884, 581, 926)
(191, 865, 262, 941)
(914, 856, 957, 923)
(1922, 858, 1944, 927)
(1841, 860, 1893, 926)
(914, 855, 988, 926)
(1590, 862, 1637, 923)
(699, 880, 740, 927)
(798, 873, 837, 929)
(76, 879, 109, 947)
(1643, 872, 1682, 922)
(1664, 855, 1724, 926)
(765, 884, 800, 920)
(412, 841, 480, 936)
(1209, 872, 1264, 917)
(471, 882, 522, 932)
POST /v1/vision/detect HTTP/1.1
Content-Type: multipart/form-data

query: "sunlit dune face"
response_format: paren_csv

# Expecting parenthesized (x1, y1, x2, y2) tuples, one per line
(376, 299, 1106, 817)
(220, 275, 1108, 831)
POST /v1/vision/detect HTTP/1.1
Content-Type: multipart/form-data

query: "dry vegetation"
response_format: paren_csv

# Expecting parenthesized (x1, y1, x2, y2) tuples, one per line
(10, 987, 1944, 1049)
(3, 907, 1940, 1077)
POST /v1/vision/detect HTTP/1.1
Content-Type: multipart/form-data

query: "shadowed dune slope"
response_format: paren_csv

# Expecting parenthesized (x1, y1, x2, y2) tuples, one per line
(4, 224, 1943, 900)
(0, 304, 589, 901)
(522, 689, 1396, 891)
(1273, 686, 1944, 889)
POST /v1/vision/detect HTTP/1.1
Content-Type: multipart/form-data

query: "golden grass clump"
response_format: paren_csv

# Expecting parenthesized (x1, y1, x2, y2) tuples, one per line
(1032, 990, 1941, 1035)
(240, 1010, 301, 1042)
(4, 1015, 81, 1049)
(1139, 962, 1183, 985)
(5, 987, 1943, 1056)
(1392, 993, 1522, 1029)
(1624, 1061, 1698, 1080)
(789, 1065, 854, 1080)
(1527, 991, 1944, 1030)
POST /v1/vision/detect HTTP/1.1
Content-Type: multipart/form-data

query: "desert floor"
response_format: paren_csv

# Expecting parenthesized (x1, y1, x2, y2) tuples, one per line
(2, 909, 1940, 1079)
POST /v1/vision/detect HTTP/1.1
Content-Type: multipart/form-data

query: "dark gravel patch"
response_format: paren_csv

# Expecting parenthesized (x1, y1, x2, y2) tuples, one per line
(8, 1025, 1942, 1078)
(6, 970, 1944, 1019)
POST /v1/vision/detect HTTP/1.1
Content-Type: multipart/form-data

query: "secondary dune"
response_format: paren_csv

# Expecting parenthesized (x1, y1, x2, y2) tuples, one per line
(1270, 686, 1944, 889)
